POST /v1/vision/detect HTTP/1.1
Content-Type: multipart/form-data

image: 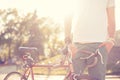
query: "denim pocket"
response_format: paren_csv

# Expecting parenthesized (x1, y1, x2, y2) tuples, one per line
(98, 46, 108, 65)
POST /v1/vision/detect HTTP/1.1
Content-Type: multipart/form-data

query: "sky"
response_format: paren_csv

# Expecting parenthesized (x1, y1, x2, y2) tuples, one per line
(0, 0, 120, 30)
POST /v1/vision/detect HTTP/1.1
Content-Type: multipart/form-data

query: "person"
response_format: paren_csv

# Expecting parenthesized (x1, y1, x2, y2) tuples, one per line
(64, 0, 116, 80)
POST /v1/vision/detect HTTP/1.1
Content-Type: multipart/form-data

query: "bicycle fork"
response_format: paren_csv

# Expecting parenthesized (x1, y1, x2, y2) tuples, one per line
(22, 67, 35, 80)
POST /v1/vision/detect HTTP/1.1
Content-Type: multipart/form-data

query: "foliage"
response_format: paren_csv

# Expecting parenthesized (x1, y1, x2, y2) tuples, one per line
(0, 9, 64, 63)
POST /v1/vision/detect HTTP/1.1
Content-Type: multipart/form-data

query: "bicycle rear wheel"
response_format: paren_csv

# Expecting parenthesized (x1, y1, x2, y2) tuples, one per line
(4, 72, 27, 80)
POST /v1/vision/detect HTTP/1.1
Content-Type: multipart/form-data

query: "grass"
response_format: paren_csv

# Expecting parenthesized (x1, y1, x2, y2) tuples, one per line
(33, 67, 68, 75)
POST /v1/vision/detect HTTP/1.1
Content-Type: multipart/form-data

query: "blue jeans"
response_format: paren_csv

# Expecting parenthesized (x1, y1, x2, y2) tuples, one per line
(72, 43, 108, 80)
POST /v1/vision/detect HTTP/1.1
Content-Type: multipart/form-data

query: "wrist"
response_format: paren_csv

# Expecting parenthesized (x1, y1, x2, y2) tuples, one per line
(65, 36, 71, 44)
(107, 37, 115, 44)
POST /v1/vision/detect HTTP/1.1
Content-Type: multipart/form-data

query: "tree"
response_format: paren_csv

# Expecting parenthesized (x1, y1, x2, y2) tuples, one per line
(40, 18, 64, 57)
(0, 9, 45, 60)
(0, 9, 64, 61)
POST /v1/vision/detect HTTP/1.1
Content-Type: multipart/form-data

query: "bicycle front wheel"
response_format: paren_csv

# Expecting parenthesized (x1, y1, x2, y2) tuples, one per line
(4, 72, 27, 80)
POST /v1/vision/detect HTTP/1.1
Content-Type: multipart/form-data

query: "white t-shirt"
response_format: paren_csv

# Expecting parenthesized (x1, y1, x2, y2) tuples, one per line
(72, 0, 115, 43)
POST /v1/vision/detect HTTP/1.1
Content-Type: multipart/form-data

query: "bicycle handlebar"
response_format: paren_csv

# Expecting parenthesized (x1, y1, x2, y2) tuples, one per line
(19, 47, 38, 51)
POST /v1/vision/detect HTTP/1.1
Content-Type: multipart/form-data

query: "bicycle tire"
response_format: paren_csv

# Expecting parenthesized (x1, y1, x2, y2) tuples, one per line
(4, 72, 27, 80)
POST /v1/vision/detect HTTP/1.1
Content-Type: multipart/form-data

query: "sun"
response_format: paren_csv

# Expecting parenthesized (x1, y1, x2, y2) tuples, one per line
(36, 0, 75, 23)
(0, 0, 77, 24)
(52, 0, 74, 16)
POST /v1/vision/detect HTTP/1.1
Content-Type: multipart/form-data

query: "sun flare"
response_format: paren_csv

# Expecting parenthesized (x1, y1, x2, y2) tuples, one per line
(0, 0, 120, 30)
(36, 0, 75, 22)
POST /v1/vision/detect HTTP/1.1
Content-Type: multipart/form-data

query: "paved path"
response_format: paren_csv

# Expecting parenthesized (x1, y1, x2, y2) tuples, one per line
(0, 74, 120, 80)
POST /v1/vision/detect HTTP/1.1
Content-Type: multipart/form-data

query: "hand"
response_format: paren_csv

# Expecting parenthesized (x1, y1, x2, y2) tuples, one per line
(99, 40, 115, 53)
(64, 36, 72, 44)
(68, 44, 77, 57)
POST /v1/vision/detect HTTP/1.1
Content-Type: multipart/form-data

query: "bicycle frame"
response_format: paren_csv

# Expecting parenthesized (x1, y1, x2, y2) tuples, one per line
(22, 67, 33, 80)
(18, 46, 69, 80)
(21, 63, 69, 80)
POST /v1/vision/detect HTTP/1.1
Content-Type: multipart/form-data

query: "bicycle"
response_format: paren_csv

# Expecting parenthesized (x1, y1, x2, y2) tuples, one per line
(3, 44, 103, 80)
(3, 46, 68, 80)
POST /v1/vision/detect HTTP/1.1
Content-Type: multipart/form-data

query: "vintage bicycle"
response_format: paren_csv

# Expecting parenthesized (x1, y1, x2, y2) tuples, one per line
(3, 44, 103, 80)
(3, 46, 69, 80)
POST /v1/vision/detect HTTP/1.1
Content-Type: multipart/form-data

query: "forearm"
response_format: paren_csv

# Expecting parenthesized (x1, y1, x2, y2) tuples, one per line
(108, 24, 115, 38)
(64, 15, 72, 38)
(107, 7, 116, 38)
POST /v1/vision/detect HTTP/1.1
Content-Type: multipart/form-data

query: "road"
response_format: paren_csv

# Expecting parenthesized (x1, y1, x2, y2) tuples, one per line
(0, 74, 120, 80)
(0, 65, 120, 80)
